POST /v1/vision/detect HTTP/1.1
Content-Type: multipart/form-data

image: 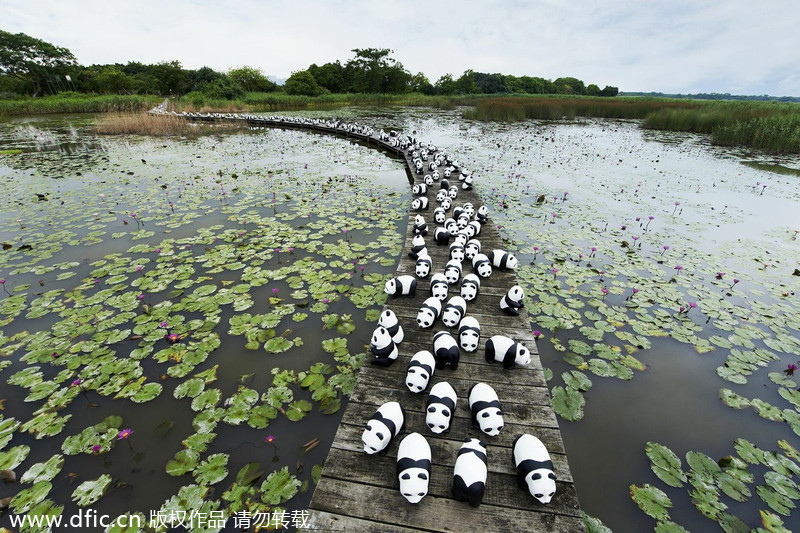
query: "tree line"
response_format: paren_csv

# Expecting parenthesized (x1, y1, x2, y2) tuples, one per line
(0, 29, 618, 99)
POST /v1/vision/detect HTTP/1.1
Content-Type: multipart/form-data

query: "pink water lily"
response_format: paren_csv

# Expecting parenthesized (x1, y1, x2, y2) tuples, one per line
(117, 428, 133, 440)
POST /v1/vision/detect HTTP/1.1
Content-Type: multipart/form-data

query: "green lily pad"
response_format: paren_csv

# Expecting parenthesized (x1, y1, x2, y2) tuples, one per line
(166, 449, 200, 476)
(646, 442, 686, 488)
(630, 483, 672, 522)
(72, 474, 112, 506)
(260, 466, 301, 505)
(19, 454, 64, 484)
(0, 444, 30, 470)
(719, 388, 751, 409)
(193, 453, 229, 485)
(551, 386, 585, 422)
(562, 370, 592, 392)
(10, 481, 53, 514)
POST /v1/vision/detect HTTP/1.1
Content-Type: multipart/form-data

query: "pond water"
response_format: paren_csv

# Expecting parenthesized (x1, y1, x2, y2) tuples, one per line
(2, 109, 800, 532)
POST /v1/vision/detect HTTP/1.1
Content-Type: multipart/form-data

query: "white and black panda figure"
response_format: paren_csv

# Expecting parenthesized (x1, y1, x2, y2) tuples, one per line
(428, 161, 437, 171)
(458, 316, 481, 352)
(453, 231, 469, 248)
(406, 350, 436, 393)
(397, 432, 432, 504)
(476, 205, 489, 224)
(462, 175, 474, 190)
(452, 206, 465, 220)
(457, 213, 471, 230)
(467, 220, 482, 237)
(433, 331, 460, 370)
(500, 285, 525, 316)
(362, 401, 405, 454)
(465, 239, 482, 260)
(425, 175, 434, 187)
(433, 227, 451, 245)
(433, 207, 447, 224)
(430, 273, 449, 301)
(425, 381, 457, 434)
(435, 189, 449, 204)
(452, 438, 488, 507)
(443, 167, 452, 178)
(460, 273, 481, 302)
(440, 178, 450, 190)
(444, 259, 463, 285)
(431, 169, 440, 181)
(472, 254, 493, 278)
(378, 309, 404, 344)
(385, 275, 418, 298)
(413, 215, 428, 237)
(411, 197, 429, 211)
(488, 249, 519, 271)
(463, 203, 475, 218)
(485, 335, 531, 369)
(408, 235, 427, 260)
(448, 185, 459, 199)
(449, 243, 465, 262)
(441, 296, 467, 328)
(513, 434, 556, 505)
(416, 297, 442, 329)
(412, 183, 427, 196)
(415, 253, 432, 278)
(444, 218, 459, 235)
(370, 326, 398, 366)
(440, 197, 452, 211)
(468, 382, 504, 436)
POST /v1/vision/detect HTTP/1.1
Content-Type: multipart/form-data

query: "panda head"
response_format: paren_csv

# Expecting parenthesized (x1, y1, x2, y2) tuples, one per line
(508, 285, 525, 304)
(370, 326, 393, 350)
(361, 420, 391, 454)
(414, 214, 425, 227)
(457, 214, 470, 229)
(515, 343, 531, 366)
(399, 467, 429, 503)
(441, 308, 460, 328)
(465, 240, 481, 259)
(526, 469, 557, 504)
(430, 274, 449, 300)
(436, 190, 448, 203)
(411, 199, 422, 210)
(406, 359, 432, 392)
(412, 234, 425, 248)
(416, 307, 437, 329)
(415, 257, 431, 278)
(444, 261, 462, 285)
(450, 245, 465, 262)
(459, 330, 480, 352)
(441, 198, 452, 211)
(473, 256, 493, 278)
(431, 170, 440, 180)
(448, 186, 458, 199)
(477, 406, 504, 436)
(384, 278, 397, 295)
(505, 253, 519, 270)
(426, 402, 452, 434)
(425, 175, 434, 186)
(454, 232, 469, 247)
(460, 281, 479, 302)
(434, 208, 446, 224)
(412, 184, 422, 195)
(445, 219, 459, 235)
(464, 224, 477, 238)
(379, 309, 398, 329)
(477, 205, 489, 218)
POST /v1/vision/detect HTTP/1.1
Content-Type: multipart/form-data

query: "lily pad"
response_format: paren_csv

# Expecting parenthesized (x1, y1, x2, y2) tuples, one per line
(630, 483, 672, 522)
(260, 466, 301, 505)
(72, 474, 112, 506)
(646, 442, 686, 488)
(551, 386, 585, 422)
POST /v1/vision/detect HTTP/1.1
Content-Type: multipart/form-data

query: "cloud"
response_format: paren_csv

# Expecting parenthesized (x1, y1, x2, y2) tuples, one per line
(2, 0, 798, 95)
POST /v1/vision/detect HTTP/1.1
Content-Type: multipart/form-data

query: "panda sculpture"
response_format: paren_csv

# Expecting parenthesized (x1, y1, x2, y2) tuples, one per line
(472, 254, 493, 278)
(433, 207, 447, 224)
(416, 297, 442, 329)
(433, 331, 460, 370)
(440, 178, 450, 190)
(462, 175, 474, 190)
(370, 326, 398, 366)
(448, 185, 459, 199)
(457, 213, 471, 230)
(425, 381, 457, 434)
(444, 259, 463, 285)
(385, 275, 418, 298)
(500, 285, 525, 316)
(378, 309, 404, 344)
(412, 183, 427, 196)
(460, 273, 481, 302)
(468, 382, 504, 436)
(443, 167, 452, 178)
(425, 175, 434, 187)
(441, 296, 467, 328)
(465, 239, 482, 260)
(485, 335, 531, 369)
(452, 206, 464, 220)
(449, 243, 465, 262)
(415, 253, 432, 278)
(467, 220, 482, 237)
(452, 438, 488, 507)
(408, 234, 427, 260)
(488, 249, 519, 271)
(440, 198, 452, 211)
(411, 197, 429, 211)
(433, 227, 451, 245)
(362, 401, 405, 454)
(397, 432, 432, 504)
(406, 350, 436, 393)
(413, 215, 428, 237)
(436, 190, 449, 204)
(458, 316, 481, 352)
(453, 231, 469, 248)
(430, 273, 449, 301)
(463, 203, 475, 218)
(513, 434, 556, 505)
(444, 218, 459, 236)
(476, 205, 489, 224)
(431, 169, 440, 181)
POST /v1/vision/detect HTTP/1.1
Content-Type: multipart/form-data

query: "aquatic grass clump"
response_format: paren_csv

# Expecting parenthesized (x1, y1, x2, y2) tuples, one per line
(94, 112, 245, 137)
(0, 93, 160, 116)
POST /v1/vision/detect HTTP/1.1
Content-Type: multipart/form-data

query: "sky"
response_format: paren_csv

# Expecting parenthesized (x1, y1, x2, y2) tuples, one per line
(3, 0, 799, 96)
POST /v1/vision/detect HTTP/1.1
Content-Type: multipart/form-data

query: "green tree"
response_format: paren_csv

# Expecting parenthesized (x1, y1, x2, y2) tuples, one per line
(455, 69, 479, 94)
(228, 66, 277, 92)
(474, 72, 507, 94)
(409, 72, 434, 94)
(600, 85, 619, 97)
(586, 83, 601, 96)
(554, 76, 586, 95)
(0, 29, 78, 96)
(152, 60, 189, 95)
(346, 48, 410, 93)
(284, 70, 326, 96)
(434, 74, 458, 95)
(92, 67, 134, 94)
(308, 62, 347, 93)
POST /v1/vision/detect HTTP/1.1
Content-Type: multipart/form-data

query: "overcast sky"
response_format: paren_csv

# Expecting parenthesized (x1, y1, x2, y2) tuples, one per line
(3, 0, 799, 96)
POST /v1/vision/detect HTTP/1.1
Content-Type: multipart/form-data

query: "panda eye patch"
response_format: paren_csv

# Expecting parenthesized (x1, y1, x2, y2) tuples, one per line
(535, 493, 543, 498)
(442, 410, 450, 417)
(366, 424, 372, 431)
(402, 473, 411, 480)
(549, 473, 556, 480)
(408, 369, 416, 374)
(427, 407, 436, 413)
(481, 412, 489, 418)
(532, 473, 542, 480)
(418, 473, 428, 480)
(376, 432, 384, 440)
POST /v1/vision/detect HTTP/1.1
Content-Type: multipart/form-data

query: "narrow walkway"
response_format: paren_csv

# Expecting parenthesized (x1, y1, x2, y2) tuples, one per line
(160, 106, 584, 532)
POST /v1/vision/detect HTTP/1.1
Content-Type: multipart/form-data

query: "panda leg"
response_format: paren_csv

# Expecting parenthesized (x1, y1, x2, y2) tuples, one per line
(371, 357, 392, 367)
(467, 484, 485, 508)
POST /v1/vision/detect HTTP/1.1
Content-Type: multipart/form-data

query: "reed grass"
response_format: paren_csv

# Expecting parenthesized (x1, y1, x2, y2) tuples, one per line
(0, 93, 161, 116)
(94, 112, 245, 137)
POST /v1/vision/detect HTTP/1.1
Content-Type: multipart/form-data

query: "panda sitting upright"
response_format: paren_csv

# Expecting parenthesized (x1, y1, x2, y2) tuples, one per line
(513, 434, 557, 505)
(361, 401, 404, 454)
(378, 309, 404, 344)
(499, 285, 525, 316)
(369, 326, 398, 366)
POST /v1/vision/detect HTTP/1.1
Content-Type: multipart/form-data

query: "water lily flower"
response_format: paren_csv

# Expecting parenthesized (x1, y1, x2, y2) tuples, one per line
(52, 352, 58, 358)
(621, 225, 627, 230)
(91, 444, 102, 454)
(532, 330, 542, 338)
(679, 306, 686, 313)
(674, 265, 683, 272)
(272, 288, 279, 295)
(716, 272, 725, 280)
(601, 288, 609, 296)
(0, 279, 5, 284)
(732, 278, 740, 287)
(135, 265, 143, 272)
(322, 298, 330, 304)
(786, 364, 798, 376)
(167, 333, 180, 343)
(155, 248, 161, 254)
(117, 428, 133, 440)
(632, 288, 639, 294)
(159, 321, 168, 328)
(688, 302, 698, 309)
(137, 293, 145, 300)
(672, 202, 680, 215)
(266, 435, 276, 444)
(71, 379, 83, 387)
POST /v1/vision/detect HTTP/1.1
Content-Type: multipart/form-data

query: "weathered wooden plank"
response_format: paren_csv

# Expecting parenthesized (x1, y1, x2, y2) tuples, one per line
(303, 511, 423, 533)
(303, 478, 585, 533)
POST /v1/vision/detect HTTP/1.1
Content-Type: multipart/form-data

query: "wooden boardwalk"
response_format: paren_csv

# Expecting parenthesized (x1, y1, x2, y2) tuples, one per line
(163, 108, 584, 532)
